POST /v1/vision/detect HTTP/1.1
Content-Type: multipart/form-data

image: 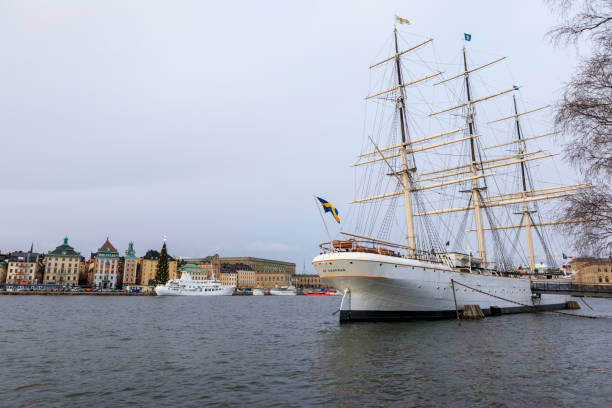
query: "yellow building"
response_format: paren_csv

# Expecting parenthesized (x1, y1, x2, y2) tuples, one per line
(44, 237, 82, 286)
(572, 257, 612, 285)
(141, 249, 177, 286)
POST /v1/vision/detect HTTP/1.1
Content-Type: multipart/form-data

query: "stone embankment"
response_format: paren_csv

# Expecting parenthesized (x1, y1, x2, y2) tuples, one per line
(0, 291, 154, 296)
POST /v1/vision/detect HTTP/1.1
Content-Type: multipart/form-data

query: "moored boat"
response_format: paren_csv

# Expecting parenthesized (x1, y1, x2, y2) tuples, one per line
(269, 286, 297, 296)
(155, 272, 234, 296)
(313, 21, 577, 322)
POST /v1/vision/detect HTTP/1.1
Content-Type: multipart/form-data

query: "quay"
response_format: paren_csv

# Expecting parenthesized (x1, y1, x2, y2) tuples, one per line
(0, 291, 153, 296)
(532, 281, 612, 298)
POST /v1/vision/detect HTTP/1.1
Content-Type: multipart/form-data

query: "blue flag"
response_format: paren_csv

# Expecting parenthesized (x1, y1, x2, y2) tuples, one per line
(317, 197, 340, 223)
(562, 253, 567, 260)
(464, 33, 472, 41)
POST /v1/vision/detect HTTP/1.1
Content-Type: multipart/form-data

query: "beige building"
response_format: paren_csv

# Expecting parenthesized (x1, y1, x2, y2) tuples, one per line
(122, 242, 139, 287)
(44, 237, 82, 286)
(220, 270, 237, 287)
(6, 250, 43, 284)
(220, 257, 295, 288)
(572, 257, 612, 285)
(178, 262, 208, 280)
(293, 274, 329, 288)
(237, 269, 255, 288)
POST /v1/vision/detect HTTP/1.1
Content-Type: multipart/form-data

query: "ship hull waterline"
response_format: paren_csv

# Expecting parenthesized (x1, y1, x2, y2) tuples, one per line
(313, 252, 570, 322)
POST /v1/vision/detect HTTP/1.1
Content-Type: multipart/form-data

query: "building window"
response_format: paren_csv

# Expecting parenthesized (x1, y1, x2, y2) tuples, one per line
(606, 276, 609, 283)
(599, 276, 603, 283)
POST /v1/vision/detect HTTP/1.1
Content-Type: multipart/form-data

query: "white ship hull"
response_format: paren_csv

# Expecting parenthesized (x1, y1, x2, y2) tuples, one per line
(313, 252, 569, 321)
(269, 287, 297, 296)
(155, 273, 235, 296)
(155, 285, 235, 296)
(252, 288, 265, 296)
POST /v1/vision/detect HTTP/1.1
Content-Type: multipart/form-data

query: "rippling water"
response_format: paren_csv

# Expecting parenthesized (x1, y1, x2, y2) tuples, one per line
(1, 295, 611, 407)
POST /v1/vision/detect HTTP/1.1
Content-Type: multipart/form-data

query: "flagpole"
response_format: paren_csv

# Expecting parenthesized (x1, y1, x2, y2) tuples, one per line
(313, 194, 333, 245)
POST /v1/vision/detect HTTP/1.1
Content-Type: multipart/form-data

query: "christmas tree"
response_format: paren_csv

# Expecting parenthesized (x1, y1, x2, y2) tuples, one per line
(155, 242, 169, 285)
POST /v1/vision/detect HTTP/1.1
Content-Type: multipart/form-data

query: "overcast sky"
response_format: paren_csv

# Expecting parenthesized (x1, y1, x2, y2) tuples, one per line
(0, 1, 581, 269)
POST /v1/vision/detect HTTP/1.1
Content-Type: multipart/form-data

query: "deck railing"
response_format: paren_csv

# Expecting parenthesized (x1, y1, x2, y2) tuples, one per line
(319, 240, 447, 264)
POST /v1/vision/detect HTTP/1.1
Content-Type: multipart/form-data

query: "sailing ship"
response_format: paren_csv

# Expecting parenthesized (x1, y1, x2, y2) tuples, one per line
(313, 24, 582, 322)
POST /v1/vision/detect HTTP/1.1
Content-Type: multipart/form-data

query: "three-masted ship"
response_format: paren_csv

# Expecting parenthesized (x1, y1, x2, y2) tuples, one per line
(313, 24, 580, 322)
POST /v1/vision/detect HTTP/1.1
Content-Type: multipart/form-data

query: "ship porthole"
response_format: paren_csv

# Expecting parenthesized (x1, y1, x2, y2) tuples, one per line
(349, 261, 353, 264)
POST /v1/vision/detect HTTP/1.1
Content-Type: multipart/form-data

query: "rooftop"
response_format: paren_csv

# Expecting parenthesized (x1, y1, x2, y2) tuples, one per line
(97, 237, 118, 254)
(48, 236, 80, 257)
(219, 256, 295, 266)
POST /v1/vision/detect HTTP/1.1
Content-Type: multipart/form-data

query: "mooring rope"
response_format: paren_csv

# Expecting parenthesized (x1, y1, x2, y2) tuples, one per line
(451, 279, 597, 319)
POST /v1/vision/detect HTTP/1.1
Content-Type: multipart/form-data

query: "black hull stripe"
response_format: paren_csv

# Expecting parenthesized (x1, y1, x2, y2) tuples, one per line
(339, 303, 569, 322)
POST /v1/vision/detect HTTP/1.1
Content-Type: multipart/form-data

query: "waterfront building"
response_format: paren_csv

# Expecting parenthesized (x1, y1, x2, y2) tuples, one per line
(237, 268, 255, 288)
(6, 249, 43, 284)
(572, 257, 612, 285)
(140, 249, 177, 286)
(218, 262, 255, 287)
(0, 260, 7, 283)
(85, 256, 96, 286)
(177, 262, 205, 280)
(93, 237, 120, 289)
(220, 257, 295, 288)
(220, 270, 237, 287)
(122, 242, 139, 287)
(183, 254, 221, 280)
(292, 274, 329, 289)
(43, 237, 82, 286)
(78, 257, 88, 286)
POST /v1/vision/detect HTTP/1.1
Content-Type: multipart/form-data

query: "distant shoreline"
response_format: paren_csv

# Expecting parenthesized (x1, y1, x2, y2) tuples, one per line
(0, 291, 153, 296)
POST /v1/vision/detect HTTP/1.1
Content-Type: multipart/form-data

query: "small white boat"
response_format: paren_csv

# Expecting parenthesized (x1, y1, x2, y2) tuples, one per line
(155, 272, 234, 296)
(269, 286, 297, 296)
(252, 288, 265, 296)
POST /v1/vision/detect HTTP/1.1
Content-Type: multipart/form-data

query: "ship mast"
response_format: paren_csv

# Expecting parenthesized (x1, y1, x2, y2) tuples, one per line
(393, 27, 417, 256)
(462, 47, 487, 265)
(512, 94, 536, 272)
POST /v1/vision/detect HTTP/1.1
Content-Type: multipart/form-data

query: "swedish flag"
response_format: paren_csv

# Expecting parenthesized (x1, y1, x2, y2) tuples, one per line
(395, 15, 410, 25)
(317, 197, 340, 223)
(464, 33, 472, 41)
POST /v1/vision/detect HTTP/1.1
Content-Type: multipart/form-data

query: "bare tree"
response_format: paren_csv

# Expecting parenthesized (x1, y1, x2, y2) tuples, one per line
(546, 0, 612, 255)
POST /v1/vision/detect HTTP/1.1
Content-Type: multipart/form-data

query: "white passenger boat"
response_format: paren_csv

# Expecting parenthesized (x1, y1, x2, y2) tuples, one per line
(313, 22, 575, 322)
(252, 288, 265, 296)
(269, 286, 297, 296)
(155, 272, 234, 296)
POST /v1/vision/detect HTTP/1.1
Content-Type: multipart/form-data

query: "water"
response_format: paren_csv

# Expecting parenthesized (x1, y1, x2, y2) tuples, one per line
(1, 296, 611, 407)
